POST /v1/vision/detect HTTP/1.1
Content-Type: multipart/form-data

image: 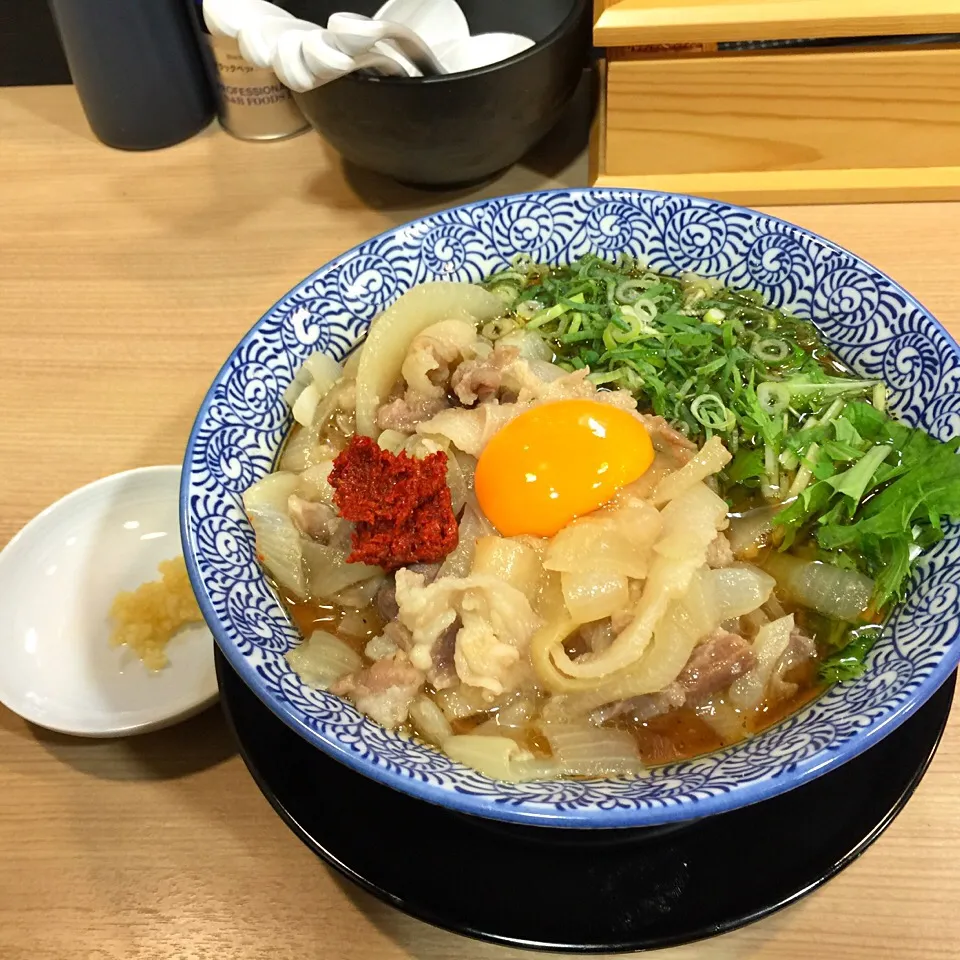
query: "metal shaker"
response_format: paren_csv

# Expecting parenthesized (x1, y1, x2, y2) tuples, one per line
(194, 2, 308, 141)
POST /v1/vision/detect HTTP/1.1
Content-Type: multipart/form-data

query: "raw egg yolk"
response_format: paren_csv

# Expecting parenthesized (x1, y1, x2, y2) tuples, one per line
(474, 399, 655, 537)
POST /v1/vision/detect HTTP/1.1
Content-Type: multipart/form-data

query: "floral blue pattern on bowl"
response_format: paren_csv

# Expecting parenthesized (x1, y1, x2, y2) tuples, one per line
(182, 189, 960, 828)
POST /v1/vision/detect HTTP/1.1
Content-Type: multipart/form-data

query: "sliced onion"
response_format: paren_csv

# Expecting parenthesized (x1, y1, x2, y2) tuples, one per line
(333, 575, 384, 609)
(533, 567, 713, 709)
(302, 541, 381, 600)
(533, 569, 567, 621)
(282, 366, 313, 408)
(409, 695, 453, 746)
(245, 503, 306, 599)
(286, 353, 344, 427)
(453, 450, 477, 492)
(560, 569, 629, 624)
(654, 481, 730, 560)
(763, 553, 873, 623)
(650, 435, 731, 506)
(376, 429, 407, 454)
(280, 428, 340, 474)
(355, 283, 504, 437)
(545, 483, 728, 684)
(295, 461, 335, 503)
(341, 348, 362, 379)
(284, 351, 342, 410)
(695, 696, 748, 743)
(303, 352, 343, 395)
(291, 382, 321, 427)
(527, 359, 567, 383)
(540, 723, 644, 778)
(443, 734, 536, 781)
(437, 499, 497, 579)
(727, 505, 779, 559)
(286, 630, 361, 690)
(444, 449, 470, 516)
(471, 536, 543, 603)
(244, 476, 308, 596)
(728, 614, 794, 710)
(244, 472, 299, 512)
(618, 570, 712, 693)
(708, 564, 776, 620)
(497, 330, 554, 362)
(496, 694, 538, 728)
(544, 498, 661, 579)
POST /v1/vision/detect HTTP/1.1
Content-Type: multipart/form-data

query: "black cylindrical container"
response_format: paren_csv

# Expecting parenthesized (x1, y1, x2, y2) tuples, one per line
(49, 0, 215, 150)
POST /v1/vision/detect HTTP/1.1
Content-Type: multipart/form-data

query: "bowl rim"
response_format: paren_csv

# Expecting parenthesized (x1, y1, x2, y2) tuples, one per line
(293, 0, 590, 88)
(182, 186, 960, 827)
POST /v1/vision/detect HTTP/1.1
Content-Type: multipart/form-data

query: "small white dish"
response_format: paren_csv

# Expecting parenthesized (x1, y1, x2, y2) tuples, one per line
(0, 466, 217, 737)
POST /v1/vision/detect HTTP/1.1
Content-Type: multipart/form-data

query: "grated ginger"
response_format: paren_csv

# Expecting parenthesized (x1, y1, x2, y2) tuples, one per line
(109, 555, 203, 670)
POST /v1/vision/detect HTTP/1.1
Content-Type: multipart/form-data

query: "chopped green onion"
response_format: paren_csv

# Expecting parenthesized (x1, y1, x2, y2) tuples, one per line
(752, 337, 791, 363)
(780, 379, 876, 398)
(614, 279, 648, 304)
(525, 292, 585, 329)
(481, 316, 517, 340)
(479, 253, 960, 667)
(762, 442, 781, 501)
(587, 370, 624, 385)
(690, 394, 735, 431)
(757, 382, 791, 415)
(873, 381, 887, 413)
(786, 442, 820, 499)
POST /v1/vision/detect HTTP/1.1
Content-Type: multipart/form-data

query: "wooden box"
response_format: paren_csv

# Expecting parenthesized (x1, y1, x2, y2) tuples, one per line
(589, 0, 960, 203)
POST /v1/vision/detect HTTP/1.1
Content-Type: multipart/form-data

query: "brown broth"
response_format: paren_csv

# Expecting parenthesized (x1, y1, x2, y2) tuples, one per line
(613, 669, 826, 766)
(624, 709, 725, 766)
(284, 592, 383, 658)
(747, 663, 825, 734)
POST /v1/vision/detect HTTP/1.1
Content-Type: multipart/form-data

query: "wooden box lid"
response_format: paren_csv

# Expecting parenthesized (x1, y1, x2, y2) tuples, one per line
(594, 0, 960, 48)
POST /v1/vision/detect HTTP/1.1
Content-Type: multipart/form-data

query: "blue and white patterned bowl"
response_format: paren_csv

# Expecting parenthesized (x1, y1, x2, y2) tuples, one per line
(182, 189, 960, 828)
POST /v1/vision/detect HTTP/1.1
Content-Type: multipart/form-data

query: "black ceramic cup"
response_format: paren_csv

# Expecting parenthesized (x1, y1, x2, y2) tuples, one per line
(282, 0, 591, 186)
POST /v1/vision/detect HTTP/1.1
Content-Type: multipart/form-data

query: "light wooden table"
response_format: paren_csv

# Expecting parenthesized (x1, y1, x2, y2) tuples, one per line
(1, 84, 959, 960)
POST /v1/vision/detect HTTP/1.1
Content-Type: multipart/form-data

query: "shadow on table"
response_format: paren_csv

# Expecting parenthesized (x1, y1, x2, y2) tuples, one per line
(26, 703, 235, 781)
(302, 67, 597, 221)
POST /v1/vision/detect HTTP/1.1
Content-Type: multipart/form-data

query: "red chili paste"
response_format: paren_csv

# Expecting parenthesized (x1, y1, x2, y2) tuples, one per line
(329, 435, 458, 570)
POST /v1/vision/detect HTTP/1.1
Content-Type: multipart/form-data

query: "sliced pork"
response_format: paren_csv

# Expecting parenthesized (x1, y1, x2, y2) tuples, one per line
(331, 651, 424, 729)
(594, 629, 755, 723)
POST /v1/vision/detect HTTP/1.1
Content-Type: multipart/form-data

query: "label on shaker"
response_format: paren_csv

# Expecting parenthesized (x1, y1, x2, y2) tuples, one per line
(207, 34, 308, 141)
